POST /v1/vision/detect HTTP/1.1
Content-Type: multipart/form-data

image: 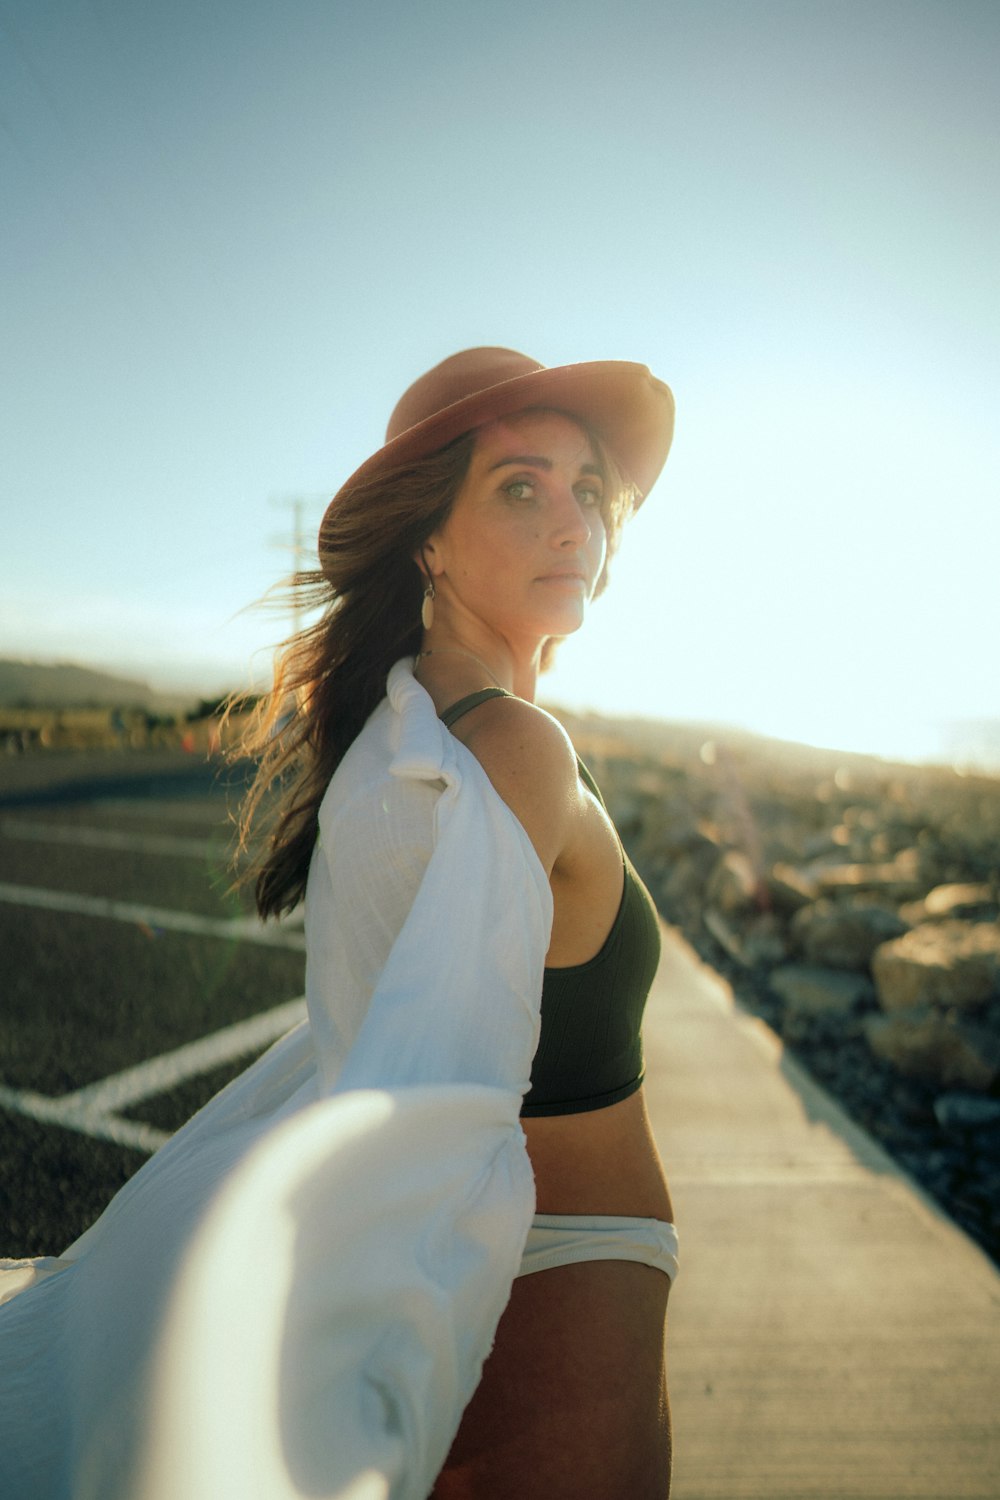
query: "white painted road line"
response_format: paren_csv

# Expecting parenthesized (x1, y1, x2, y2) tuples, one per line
(0, 883, 305, 949)
(68, 996, 308, 1112)
(1, 819, 222, 860)
(0, 997, 308, 1154)
(0, 1086, 170, 1153)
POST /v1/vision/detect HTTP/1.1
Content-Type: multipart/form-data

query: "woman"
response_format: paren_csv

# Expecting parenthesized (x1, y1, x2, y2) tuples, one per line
(240, 345, 678, 1497)
(0, 346, 676, 1500)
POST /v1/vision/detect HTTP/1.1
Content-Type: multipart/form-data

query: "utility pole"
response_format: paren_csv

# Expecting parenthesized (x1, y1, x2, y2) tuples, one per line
(269, 496, 319, 638)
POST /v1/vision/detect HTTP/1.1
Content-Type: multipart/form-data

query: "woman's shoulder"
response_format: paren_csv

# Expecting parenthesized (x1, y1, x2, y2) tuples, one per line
(448, 696, 582, 874)
(450, 692, 574, 769)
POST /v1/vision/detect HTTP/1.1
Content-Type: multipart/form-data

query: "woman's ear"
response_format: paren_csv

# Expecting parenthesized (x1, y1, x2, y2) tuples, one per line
(415, 540, 443, 580)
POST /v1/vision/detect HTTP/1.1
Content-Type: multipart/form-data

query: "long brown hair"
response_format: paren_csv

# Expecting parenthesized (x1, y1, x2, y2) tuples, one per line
(231, 415, 635, 919)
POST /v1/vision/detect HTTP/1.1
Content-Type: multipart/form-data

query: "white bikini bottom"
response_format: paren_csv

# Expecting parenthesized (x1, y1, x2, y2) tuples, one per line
(517, 1214, 679, 1284)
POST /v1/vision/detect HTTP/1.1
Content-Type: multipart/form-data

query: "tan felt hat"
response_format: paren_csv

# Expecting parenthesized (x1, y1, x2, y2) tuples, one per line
(320, 346, 675, 542)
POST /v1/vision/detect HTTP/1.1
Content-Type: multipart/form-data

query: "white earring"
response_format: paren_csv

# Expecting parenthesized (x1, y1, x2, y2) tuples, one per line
(421, 579, 435, 630)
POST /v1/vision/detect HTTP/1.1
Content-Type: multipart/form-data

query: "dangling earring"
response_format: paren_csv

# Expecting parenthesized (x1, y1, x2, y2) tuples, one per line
(421, 578, 435, 630)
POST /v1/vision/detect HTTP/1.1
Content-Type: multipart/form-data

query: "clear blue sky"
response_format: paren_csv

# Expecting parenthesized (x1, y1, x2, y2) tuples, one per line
(2, 0, 998, 761)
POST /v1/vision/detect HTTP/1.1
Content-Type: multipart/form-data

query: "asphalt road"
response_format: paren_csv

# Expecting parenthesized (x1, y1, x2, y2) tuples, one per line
(0, 748, 305, 1255)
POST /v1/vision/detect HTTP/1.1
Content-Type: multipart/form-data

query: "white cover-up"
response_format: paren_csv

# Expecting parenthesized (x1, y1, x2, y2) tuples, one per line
(0, 659, 552, 1500)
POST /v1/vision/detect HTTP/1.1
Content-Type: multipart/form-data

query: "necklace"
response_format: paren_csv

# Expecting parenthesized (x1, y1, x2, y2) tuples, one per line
(414, 648, 506, 691)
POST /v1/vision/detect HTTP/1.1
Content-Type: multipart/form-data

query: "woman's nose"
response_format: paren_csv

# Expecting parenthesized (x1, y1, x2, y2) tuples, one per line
(551, 486, 592, 546)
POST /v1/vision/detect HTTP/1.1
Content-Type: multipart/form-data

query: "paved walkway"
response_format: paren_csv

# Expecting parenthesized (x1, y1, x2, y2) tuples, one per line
(644, 924, 1000, 1500)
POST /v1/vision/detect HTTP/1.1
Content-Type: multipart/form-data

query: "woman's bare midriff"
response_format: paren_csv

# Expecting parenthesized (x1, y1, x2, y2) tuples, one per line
(522, 1086, 674, 1221)
(433, 1087, 675, 1498)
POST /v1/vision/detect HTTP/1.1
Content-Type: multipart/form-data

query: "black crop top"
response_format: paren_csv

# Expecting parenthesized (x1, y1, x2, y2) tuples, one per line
(440, 688, 661, 1117)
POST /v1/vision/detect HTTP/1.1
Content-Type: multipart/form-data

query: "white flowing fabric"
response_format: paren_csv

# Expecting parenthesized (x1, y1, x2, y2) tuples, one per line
(0, 660, 552, 1500)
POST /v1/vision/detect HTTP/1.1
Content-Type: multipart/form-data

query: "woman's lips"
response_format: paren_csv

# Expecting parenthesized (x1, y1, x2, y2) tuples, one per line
(536, 569, 586, 585)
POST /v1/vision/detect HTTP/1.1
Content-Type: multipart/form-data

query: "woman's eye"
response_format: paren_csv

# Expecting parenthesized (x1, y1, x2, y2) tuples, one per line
(576, 485, 603, 508)
(503, 479, 535, 501)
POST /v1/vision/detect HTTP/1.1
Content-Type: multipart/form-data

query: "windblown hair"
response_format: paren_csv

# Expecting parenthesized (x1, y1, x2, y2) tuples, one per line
(230, 415, 636, 920)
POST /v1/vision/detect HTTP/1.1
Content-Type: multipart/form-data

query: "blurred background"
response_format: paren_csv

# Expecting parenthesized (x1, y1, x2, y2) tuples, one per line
(2, 0, 998, 767)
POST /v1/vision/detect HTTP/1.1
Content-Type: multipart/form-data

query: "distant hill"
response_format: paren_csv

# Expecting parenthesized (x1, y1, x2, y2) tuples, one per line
(550, 703, 1000, 778)
(3, 658, 996, 774)
(941, 719, 1000, 775)
(0, 660, 197, 713)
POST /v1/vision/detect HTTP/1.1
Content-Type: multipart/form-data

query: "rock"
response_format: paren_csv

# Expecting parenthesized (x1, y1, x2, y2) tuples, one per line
(925, 883, 997, 917)
(790, 899, 909, 972)
(872, 921, 1000, 1013)
(659, 841, 718, 914)
(816, 848, 926, 901)
(770, 964, 873, 1016)
(743, 914, 791, 967)
(934, 1092, 1000, 1153)
(802, 831, 845, 861)
(902, 883, 999, 925)
(639, 803, 716, 861)
(704, 908, 788, 969)
(864, 1009, 1000, 1091)
(704, 849, 759, 914)
(703, 907, 745, 964)
(766, 863, 819, 914)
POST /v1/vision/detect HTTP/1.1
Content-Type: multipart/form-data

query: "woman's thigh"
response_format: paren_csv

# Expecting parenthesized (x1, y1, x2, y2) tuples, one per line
(431, 1259, 672, 1500)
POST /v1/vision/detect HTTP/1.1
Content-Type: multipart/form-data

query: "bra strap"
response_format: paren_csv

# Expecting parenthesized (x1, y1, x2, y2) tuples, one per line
(440, 687, 513, 728)
(575, 753, 607, 810)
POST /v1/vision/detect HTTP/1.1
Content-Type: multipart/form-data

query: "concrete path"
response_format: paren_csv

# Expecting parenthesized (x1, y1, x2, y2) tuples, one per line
(644, 924, 1000, 1500)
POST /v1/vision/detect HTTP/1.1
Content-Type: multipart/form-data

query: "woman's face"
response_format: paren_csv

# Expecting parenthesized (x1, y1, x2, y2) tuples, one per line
(425, 409, 608, 649)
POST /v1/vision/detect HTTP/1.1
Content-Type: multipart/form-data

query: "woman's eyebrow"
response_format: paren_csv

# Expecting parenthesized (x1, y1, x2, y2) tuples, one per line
(487, 453, 553, 472)
(487, 454, 603, 477)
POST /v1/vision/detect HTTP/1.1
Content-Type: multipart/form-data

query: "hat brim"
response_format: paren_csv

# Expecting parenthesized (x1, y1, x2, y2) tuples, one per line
(324, 359, 674, 522)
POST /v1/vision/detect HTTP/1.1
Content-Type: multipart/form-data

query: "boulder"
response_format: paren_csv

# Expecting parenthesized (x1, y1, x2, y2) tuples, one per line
(766, 862, 819, 914)
(770, 964, 873, 1017)
(872, 921, 1000, 1013)
(704, 849, 759, 915)
(802, 831, 846, 861)
(743, 914, 790, 968)
(925, 883, 997, 918)
(864, 1009, 1000, 1091)
(897, 898, 928, 926)
(704, 909, 788, 970)
(816, 848, 926, 901)
(638, 801, 715, 861)
(900, 883, 999, 926)
(703, 907, 744, 965)
(790, 899, 909, 972)
(659, 841, 718, 915)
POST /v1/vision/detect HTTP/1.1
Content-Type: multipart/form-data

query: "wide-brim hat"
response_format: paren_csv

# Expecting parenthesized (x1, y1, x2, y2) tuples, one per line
(320, 346, 674, 544)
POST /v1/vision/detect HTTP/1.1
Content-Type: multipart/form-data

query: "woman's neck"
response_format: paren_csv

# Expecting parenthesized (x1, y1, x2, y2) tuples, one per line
(415, 630, 541, 702)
